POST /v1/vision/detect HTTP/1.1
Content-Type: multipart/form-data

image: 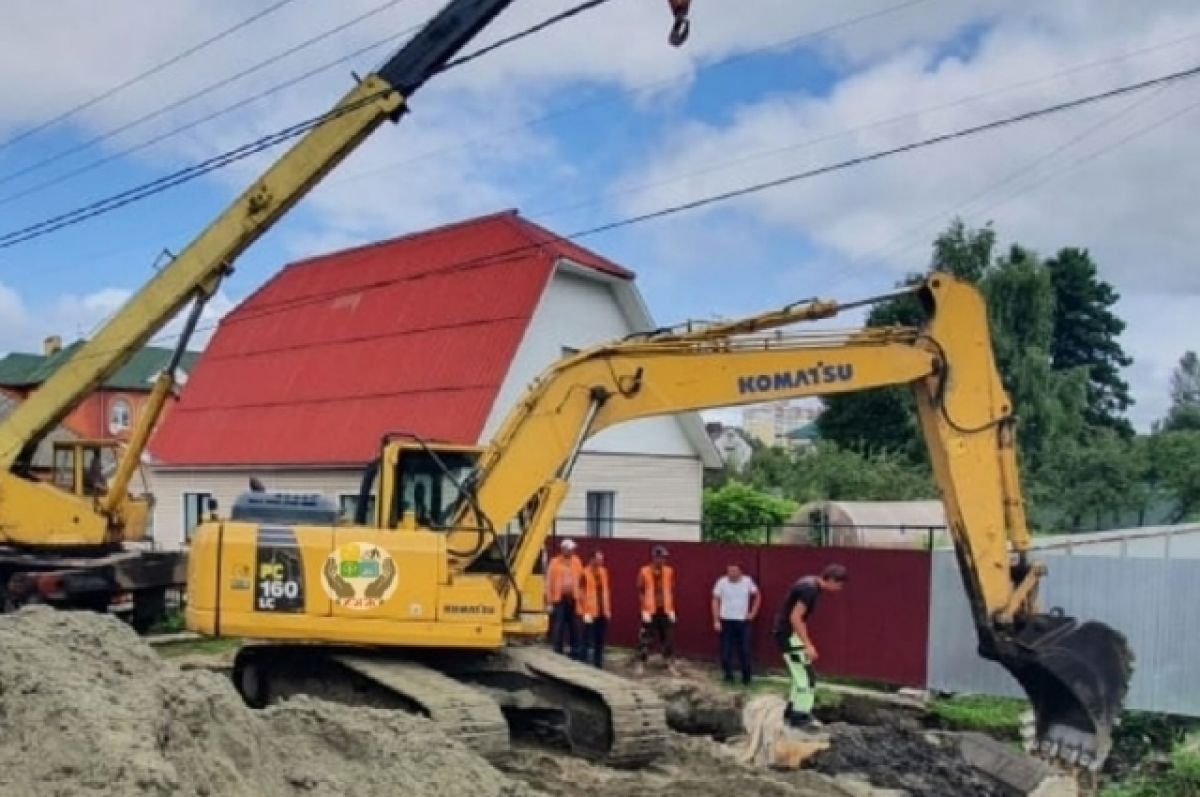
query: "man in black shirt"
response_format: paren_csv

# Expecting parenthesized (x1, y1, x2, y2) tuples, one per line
(772, 563, 848, 728)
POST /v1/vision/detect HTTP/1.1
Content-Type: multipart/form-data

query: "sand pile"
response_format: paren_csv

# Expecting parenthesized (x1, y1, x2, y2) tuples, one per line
(0, 607, 538, 797)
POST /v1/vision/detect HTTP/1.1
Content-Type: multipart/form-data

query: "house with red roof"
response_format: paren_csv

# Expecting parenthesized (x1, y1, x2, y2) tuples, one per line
(148, 211, 720, 548)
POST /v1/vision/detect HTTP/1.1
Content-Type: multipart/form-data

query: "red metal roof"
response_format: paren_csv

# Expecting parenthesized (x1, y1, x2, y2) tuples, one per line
(151, 211, 633, 466)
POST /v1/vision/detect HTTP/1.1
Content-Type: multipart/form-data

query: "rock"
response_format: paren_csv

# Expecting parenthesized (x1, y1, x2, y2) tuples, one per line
(958, 732, 1076, 796)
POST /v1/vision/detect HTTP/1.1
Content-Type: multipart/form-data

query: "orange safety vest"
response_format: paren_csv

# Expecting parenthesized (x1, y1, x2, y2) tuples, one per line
(546, 554, 583, 603)
(637, 564, 675, 614)
(577, 564, 611, 618)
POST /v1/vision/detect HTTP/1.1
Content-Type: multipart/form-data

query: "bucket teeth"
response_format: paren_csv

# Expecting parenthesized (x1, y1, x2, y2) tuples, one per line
(989, 613, 1133, 771)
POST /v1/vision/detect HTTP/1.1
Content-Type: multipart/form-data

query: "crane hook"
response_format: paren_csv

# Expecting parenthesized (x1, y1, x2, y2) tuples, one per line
(668, 0, 691, 46)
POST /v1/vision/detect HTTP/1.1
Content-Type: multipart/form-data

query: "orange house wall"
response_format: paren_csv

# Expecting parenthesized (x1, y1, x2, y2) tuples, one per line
(8, 389, 179, 444)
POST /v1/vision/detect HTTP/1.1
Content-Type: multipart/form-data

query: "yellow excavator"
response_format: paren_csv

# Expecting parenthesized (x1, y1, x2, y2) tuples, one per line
(0, 0, 691, 624)
(187, 273, 1133, 770)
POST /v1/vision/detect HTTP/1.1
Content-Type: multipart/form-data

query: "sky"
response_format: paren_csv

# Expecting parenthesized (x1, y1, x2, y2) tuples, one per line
(0, 0, 1197, 431)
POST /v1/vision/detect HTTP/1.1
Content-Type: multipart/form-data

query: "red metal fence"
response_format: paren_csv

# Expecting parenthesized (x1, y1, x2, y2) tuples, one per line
(551, 538, 932, 687)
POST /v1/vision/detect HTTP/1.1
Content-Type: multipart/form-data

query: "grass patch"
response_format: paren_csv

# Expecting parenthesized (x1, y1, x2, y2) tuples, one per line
(930, 694, 1026, 741)
(1103, 749, 1200, 797)
(154, 637, 241, 659)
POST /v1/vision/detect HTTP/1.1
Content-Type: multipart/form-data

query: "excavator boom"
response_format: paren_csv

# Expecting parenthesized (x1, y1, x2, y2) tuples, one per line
(443, 273, 1131, 767)
(189, 273, 1132, 770)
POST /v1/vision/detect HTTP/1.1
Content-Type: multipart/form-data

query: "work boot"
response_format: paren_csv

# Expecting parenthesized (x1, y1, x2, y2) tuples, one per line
(784, 708, 818, 730)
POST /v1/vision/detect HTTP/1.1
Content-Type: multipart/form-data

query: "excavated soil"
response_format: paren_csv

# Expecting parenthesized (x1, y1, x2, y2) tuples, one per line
(499, 733, 873, 797)
(0, 607, 538, 797)
(626, 663, 1008, 797)
(808, 725, 1005, 797)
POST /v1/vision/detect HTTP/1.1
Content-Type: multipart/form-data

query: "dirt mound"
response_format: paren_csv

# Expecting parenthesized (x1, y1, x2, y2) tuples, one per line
(810, 724, 1006, 797)
(500, 733, 871, 797)
(650, 677, 747, 739)
(0, 607, 538, 797)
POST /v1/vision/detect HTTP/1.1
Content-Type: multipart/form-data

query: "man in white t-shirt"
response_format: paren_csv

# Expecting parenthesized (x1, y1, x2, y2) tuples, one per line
(711, 562, 761, 684)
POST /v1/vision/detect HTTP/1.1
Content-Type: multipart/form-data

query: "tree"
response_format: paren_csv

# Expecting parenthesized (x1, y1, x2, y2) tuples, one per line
(1148, 431, 1200, 520)
(740, 442, 936, 504)
(982, 245, 1088, 474)
(818, 219, 996, 458)
(1044, 248, 1134, 435)
(1164, 351, 1200, 432)
(1036, 430, 1148, 531)
(701, 481, 796, 543)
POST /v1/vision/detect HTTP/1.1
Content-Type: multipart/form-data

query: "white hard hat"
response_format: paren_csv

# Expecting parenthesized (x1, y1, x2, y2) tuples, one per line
(560, 538, 577, 551)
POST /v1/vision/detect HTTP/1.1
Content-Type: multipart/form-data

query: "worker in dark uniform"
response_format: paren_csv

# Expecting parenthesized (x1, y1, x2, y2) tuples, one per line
(772, 563, 848, 728)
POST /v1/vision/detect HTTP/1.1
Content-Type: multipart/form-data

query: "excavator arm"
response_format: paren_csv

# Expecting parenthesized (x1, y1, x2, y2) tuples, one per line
(446, 273, 1131, 768)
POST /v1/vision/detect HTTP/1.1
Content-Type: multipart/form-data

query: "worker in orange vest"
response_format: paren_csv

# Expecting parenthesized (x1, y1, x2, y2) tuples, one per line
(546, 538, 584, 659)
(634, 545, 678, 676)
(577, 550, 612, 668)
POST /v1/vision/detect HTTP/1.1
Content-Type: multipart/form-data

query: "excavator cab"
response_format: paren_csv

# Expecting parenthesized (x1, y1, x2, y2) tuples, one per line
(351, 437, 484, 531)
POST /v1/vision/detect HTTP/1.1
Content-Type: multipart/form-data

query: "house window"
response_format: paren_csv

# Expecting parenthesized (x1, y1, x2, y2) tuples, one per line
(108, 397, 133, 435)
(585, 491, 615, 538)
(183, 492, 213, 543)
(339, 493, 377, 524)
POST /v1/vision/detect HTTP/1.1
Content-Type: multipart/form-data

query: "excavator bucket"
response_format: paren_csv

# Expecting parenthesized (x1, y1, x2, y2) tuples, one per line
(988, 613, 1134, 770)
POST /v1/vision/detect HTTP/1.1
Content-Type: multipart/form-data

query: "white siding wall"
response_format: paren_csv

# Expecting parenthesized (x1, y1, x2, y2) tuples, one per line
(149, 468, 361, 550)
(484, 269, 695, 456)
(554, 452, 702, 542)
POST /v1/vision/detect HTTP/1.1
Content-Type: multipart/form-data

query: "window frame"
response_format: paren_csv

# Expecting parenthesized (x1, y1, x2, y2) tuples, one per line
(585, 490, 615, 538)
(182, 491, 213, 544)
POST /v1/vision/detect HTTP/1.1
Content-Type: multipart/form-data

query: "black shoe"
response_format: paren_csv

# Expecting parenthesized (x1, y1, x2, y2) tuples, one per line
(785, 711, 816, 729)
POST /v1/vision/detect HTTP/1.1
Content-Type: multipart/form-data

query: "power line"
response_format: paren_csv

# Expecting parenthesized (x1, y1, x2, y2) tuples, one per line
(26, 21, 1200, 281)
(574, 61, 1200, 236)
(0, 0, 411, 190)
(0, 0, 302, 156)
(0, 0, 620, 252)
(328, 0, 944, 187)
(124, 62, 1200, 328)
(337, 25, 1200, 217)
(845, 82, 1178, 271)
(0, 26, 421, 210)
(0, 0, 937, 209)
(38, 62, 1200, 371)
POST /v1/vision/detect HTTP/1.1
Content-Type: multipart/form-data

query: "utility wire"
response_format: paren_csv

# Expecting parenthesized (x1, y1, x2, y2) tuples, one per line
(575, 61, 1200, 236)
(0, 0, 302, 156)
(847, 83, 1177, 271)
(0, 0, 940, 209)
(28, 21, 1200, 279)
(39, 62, 1200, 372)
(0, 26, 421, 209)
(0, 0, 410, 190)
(0, 0, 618, 251)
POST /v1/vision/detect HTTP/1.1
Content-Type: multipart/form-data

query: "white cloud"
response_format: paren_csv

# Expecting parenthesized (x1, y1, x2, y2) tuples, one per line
(0, 284, 233, 357)
(613, 1, 1200, 430)
(1, 0, 1195, 433)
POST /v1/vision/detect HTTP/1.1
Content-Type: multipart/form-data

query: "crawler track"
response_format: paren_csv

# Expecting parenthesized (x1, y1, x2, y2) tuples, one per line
(232, 645, 509, 758)
(457, 646, 668, 768)
(333, 654, 510, 758)
(231, 643, 666, 768)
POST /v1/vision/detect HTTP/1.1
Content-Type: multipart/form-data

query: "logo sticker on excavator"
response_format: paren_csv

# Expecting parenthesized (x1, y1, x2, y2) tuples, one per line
(321, 541, 398, 610)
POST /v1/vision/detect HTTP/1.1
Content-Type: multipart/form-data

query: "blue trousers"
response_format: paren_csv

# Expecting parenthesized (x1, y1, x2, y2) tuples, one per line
(719, 619, 752, 683)
(551, 598, 583, 659)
